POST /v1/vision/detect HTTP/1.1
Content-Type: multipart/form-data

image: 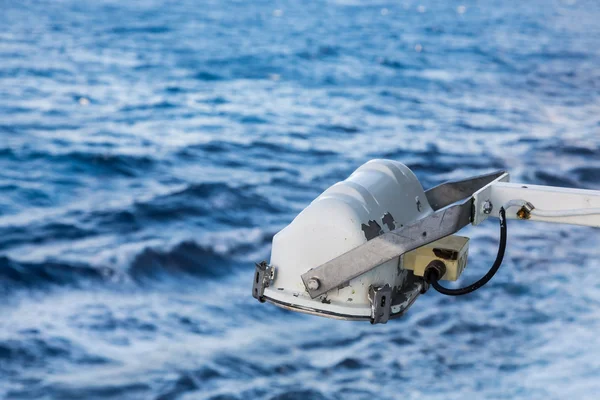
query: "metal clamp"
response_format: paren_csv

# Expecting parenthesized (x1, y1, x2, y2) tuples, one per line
(369, 284, 392, 324)
(252, 261, 275, 302)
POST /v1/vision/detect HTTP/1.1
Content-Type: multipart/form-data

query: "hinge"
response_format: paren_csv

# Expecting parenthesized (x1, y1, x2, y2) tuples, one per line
(369, 284, 392, 324)
(252, 261, 275, 302)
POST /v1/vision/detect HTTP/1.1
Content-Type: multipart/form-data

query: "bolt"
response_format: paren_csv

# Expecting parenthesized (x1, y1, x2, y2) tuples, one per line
(307, 278, 320, 291)
(483, 200, 493, 215)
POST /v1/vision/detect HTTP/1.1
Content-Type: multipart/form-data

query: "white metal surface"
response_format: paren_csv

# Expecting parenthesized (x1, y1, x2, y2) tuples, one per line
(478, 182, 600, 227)
(263, 159, 433, 318)
(471, 172, 510, 226)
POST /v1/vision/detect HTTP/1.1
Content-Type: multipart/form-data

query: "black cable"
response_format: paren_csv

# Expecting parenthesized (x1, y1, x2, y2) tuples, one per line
(427, 207, 507, 296)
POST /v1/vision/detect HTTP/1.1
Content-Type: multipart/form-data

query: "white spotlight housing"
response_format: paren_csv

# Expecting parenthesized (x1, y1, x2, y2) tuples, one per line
(253, 159, 600, 324)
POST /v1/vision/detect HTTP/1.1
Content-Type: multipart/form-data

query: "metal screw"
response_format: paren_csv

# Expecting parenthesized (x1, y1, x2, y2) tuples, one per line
(482, 200, 493, 215)
(307, 278, 320, 291)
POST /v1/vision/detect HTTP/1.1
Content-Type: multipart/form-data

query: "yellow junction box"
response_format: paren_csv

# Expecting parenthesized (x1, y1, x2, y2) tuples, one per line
(403, 235, 469, 281)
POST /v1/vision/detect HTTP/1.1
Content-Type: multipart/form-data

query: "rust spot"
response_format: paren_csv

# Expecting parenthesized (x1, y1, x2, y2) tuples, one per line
(517, 206, 531, 219)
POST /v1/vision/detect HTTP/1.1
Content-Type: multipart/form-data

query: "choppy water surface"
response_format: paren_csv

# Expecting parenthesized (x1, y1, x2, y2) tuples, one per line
(1, 0, 600, 399)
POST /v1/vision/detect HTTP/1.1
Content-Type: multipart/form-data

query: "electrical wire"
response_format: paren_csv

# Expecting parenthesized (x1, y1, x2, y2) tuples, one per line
(425, 197, 599, 296)
(531, 208, 600, 217)
(426, 207, 507, 296)
(503, 199, 600, 217)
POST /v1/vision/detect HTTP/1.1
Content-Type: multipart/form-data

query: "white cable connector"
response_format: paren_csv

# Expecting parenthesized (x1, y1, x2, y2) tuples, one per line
(503, 199, 529, 211)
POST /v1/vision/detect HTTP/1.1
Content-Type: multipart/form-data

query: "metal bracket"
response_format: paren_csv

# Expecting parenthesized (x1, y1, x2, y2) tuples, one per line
(483, 181, 600, 228)
(369, 284, 392, 324)
(425, 170, 507, 211)
(302, 199, 473, 298)
(301, 170, 507, 299)
(471, 172, 510, 225)
(252, 261, 274, 302)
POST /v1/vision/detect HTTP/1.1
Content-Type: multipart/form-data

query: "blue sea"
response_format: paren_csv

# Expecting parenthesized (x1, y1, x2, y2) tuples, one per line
(1, 0, 600, 399)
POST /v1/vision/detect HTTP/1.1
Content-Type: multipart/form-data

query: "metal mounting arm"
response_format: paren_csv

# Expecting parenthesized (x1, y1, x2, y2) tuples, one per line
(301, 171, 600, 299)
(474, 182, 600, 228)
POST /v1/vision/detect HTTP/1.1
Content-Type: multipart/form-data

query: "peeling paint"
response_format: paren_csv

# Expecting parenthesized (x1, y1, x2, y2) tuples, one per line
(382, 212, 396, 231)
(361, 220, 383, 240)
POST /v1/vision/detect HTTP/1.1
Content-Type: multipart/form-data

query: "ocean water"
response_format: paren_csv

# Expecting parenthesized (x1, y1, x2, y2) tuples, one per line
(1, 0, 600, 399)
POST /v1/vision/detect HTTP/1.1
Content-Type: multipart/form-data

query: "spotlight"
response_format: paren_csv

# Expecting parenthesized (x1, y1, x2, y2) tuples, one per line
(253, 160, 600, 323)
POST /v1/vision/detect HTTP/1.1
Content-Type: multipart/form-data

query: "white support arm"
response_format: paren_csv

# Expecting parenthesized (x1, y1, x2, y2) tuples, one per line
(475, 181, 600, 228)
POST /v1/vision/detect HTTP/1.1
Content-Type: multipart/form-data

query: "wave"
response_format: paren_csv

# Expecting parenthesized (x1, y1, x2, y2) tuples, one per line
(128, 240, 236, 283)
(0, 238, 261, 295)
(0, 256, 112, 293)
(0, 148, 156, 178)
(0, 181, 282, 251)
(0, 333, 111, 371)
